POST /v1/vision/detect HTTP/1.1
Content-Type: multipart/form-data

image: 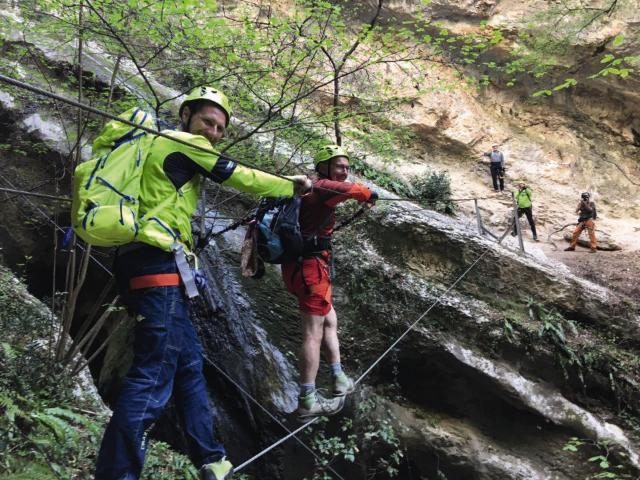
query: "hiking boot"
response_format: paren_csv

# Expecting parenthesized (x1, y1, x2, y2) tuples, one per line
(533, 236, 539, 242)
(510, 231, 517, 237)
(297, 391, 344, 422)
(564, 246, 575, 251)
(200, 457, 233, 480)
(332, 372, 355, 397)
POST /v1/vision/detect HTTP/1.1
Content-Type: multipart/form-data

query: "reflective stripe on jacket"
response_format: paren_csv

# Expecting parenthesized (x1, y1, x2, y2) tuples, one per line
(137, 130, 294, 252)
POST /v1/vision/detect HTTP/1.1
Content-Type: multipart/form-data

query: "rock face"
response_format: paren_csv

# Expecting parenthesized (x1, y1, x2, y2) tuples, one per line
(1, 3, 639, 480)
(427, 0, 497, 19)
(367, 0, 640, 258)
(330, 201, 640, 479)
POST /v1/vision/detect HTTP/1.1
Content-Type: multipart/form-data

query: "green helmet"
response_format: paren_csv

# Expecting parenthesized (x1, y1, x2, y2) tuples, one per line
(179, 86, 232, 126)
(313, 144, 349, 167)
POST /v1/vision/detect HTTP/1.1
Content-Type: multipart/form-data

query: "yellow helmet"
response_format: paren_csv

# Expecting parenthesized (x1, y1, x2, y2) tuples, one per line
(313, 144, 349, 167)
(179, 86, 232, 126)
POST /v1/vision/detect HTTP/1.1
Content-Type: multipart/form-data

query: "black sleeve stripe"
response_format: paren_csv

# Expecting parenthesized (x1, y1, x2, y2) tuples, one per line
(209, 154, 237, 183)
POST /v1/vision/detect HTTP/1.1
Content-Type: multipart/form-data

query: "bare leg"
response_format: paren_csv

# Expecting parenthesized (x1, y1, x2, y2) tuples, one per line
(300, 313, 325, 385)
(322, 307, 340, 365)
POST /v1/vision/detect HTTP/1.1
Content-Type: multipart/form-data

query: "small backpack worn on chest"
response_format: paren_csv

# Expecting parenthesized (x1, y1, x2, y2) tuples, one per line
(71, 108, 155, 247)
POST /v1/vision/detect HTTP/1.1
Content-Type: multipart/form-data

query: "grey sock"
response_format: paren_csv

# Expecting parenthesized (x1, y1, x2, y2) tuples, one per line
(300, 383, 315, 397)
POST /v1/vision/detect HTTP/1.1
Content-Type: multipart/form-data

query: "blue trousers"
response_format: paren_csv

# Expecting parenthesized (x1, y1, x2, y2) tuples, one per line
(95, 246, 225, 480)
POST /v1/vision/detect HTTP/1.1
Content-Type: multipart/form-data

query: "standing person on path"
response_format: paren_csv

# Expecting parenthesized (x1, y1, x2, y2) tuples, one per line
(94, 86, 311, 480)
(511, 182, 538, 241)
(565, 192, 598, 253)
(281, 145, 377, 422)
(483, 144, 505, 192)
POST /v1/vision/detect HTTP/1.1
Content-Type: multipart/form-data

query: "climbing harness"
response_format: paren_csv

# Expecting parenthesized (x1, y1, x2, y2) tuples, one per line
(172, 243, 200, 298)
(129, 273, 181, 290)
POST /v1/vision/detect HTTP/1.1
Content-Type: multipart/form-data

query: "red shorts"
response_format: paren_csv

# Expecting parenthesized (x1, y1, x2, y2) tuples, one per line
(282, 255, 332, 316)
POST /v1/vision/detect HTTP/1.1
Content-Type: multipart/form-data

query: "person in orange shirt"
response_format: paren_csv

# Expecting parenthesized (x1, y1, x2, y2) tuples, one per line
(282, 145, 377, 421)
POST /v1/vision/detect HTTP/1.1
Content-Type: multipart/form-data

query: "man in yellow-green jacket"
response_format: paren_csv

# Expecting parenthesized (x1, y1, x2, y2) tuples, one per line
(95, 86, 310, 480)
(511, 182, 538, 241)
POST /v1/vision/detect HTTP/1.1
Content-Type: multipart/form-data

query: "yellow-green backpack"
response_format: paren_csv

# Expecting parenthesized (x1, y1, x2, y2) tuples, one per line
(71, 108, 155, 246)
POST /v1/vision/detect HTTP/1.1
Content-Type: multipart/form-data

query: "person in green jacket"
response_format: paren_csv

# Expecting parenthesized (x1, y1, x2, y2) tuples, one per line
(511, 182, 538, 241)
(95, 86, 310, 480)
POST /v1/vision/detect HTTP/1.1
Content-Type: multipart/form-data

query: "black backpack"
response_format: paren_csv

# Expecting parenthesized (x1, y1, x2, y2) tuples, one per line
(255, 197, 305, 264)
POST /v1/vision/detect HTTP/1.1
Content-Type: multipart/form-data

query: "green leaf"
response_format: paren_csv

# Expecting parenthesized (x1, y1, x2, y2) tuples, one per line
(601, 54, 615, 64)
(552, 78, 577, 91)
(532, 89, 552, 97)
(594, 473, 618, 479)
(612, 34, 624, 46)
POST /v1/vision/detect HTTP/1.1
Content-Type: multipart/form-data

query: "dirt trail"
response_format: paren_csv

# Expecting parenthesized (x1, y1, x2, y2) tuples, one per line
(541, 244, 640, 299)
(444, 162, 640, 299)
(369, 143, 640, 300)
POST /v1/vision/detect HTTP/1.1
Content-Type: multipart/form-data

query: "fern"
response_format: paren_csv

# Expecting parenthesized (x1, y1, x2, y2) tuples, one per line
(0, 393, 24, 423)
(32, 411, 79, 444)
(1, 341, 18, 360)
(45, 407, 101, 436)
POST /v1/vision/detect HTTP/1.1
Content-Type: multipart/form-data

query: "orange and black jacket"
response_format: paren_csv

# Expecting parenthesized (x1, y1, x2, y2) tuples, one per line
(299, 177, 373, 239)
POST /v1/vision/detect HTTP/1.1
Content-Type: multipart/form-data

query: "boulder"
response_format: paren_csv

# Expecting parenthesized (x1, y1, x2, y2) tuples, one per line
(563, 231, 622, 251)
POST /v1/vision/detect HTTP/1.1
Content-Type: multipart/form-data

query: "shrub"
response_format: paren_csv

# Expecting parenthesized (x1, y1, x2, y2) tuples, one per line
(409, 170, 456, 214)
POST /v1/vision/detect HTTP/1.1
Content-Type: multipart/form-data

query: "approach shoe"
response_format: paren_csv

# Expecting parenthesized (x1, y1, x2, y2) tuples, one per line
(332, 372, 355, 397)
(564, 246, 575, 251)
(200, 457, 233, 480)
(297, 391, 344, 422)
